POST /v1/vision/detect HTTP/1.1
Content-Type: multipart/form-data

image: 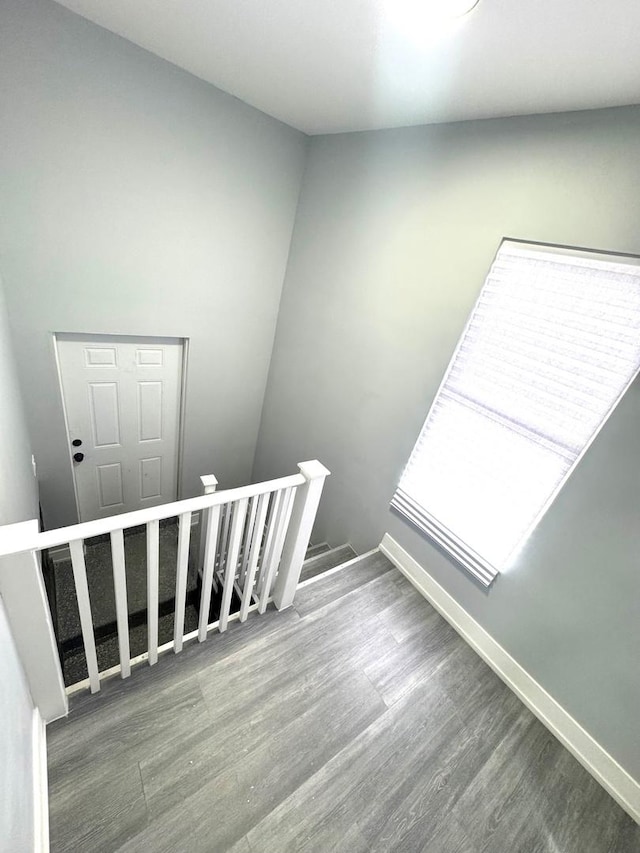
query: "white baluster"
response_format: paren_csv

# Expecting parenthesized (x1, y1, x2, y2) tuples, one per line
(146, 520, 160, 666)
(256, 490, 281, 599)
(198, 504, 221, 642)
(239, 495, 258, 588)
(272, 460, 331, 611)
(219, 498, 248, 633)
(110, 529, 131, 678)
(173, 511, 192, 653)
(258, 486, 296, 613)
(218, 503, 232, 577)
(239, 492, 269, 622)
(69, 539, 101, 693)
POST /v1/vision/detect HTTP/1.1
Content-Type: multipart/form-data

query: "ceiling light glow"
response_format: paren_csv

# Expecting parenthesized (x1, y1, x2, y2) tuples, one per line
(385, 0, 480, 32)
(443, 0, 480, 17)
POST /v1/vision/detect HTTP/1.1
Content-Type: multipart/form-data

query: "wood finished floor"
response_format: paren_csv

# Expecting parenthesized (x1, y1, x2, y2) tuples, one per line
(47, 552, 640, 853)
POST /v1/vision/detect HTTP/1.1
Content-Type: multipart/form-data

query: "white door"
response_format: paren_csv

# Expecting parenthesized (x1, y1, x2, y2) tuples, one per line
(55, 334, 184, 522)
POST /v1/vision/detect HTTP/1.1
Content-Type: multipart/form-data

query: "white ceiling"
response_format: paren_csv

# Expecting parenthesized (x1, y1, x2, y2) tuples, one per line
(54, 0, 640, 135)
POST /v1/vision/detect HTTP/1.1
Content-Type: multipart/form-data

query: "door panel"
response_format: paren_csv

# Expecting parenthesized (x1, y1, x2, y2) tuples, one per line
(97, 463, 124, 509)
(85, 347, 117, 366)
(56, 334, 184, 522)
(140, 457, 162, 499)
(138, 382, 163, 441)
(89, 383, 121, 446)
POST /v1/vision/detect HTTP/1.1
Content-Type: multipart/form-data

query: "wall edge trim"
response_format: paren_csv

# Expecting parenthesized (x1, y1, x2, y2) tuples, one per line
(380, 532, 640, 825)
(32, 708, 49, 853)
(296, 546, 378, 589)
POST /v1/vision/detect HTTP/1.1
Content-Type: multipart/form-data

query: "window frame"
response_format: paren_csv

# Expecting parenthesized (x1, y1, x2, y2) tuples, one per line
(391, 238, 640, 586)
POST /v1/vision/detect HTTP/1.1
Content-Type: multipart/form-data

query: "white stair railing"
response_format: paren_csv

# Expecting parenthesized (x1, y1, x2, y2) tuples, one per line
(0, 461, 329, 704)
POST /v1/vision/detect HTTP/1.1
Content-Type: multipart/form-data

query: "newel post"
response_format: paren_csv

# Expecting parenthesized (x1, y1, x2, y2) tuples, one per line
(0, 520, 68, 722)
(272, 460, 330, 611)
(198, 474, 218, 574)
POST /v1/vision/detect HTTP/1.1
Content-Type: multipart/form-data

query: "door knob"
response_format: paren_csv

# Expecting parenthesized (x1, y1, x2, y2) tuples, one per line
(73, 452, 84, 463)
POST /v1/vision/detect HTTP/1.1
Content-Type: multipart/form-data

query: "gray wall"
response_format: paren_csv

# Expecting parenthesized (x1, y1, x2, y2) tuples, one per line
(0, 276, 39, 852)
(0, 279, 39, 526)
(254, 107, 640, 781)
(0, 0, 307, 529)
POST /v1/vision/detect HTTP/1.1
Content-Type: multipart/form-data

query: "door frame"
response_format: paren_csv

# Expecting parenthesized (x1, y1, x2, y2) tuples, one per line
(52, 332, 190, 524)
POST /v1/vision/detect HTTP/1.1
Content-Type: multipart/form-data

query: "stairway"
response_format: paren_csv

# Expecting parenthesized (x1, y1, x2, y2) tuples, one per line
(47, 535, 358, 688)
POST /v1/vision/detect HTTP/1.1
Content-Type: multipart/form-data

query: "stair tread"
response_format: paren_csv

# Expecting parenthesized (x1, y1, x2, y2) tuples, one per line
(299, 543, 357, 584)
(305, 542, 331, 559)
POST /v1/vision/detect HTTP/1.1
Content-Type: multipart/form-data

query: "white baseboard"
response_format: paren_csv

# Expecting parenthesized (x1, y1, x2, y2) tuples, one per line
(380, 533, 640, 825)
(32, 709, 49, 853)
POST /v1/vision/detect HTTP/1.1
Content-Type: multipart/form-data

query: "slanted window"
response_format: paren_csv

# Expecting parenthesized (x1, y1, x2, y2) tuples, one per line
(391, 240, 640, 586)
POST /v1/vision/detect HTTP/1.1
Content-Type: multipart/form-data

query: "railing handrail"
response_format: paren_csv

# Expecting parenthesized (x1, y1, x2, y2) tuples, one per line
(0, 472, 306, 557)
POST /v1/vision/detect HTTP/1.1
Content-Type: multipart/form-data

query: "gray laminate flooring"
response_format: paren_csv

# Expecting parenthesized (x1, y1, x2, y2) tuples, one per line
(47, 552, 639, 853)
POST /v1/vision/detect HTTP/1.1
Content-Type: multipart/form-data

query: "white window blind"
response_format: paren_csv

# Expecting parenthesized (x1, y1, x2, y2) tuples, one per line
(391, 240, 640, 586)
